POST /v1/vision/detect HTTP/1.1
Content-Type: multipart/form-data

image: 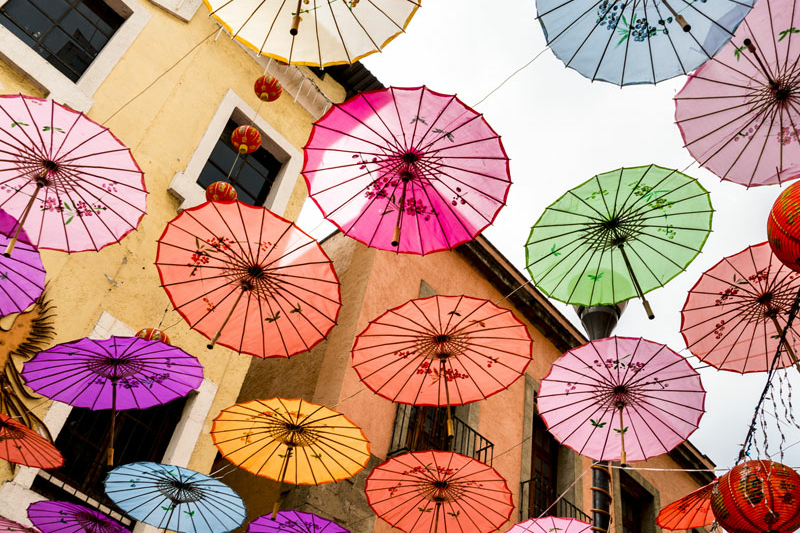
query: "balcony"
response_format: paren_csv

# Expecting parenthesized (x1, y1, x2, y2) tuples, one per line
(520, 474, 591, 522)
(388, 404, 494, 465)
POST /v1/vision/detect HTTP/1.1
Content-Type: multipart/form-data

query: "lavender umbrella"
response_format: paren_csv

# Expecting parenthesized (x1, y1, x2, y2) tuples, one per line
(249, 511, 349, 533)
(0, 208, 45, 316)
(21, 336, 204, 465)
(27, 501, 129, 533)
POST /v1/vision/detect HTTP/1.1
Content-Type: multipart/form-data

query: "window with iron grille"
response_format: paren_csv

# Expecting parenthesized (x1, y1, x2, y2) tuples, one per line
(0, 0, 125, 82)
(196, 119, 282, 207)
(621, 472, 655, 533)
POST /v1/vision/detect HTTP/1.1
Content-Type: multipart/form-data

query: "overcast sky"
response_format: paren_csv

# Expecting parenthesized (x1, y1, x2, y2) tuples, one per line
(297, 0, 800, 471)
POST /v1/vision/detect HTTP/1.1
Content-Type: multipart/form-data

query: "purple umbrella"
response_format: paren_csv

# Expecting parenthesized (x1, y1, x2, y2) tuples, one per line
(0, 208, 45, 316)
(249, 511, 349, 533)
(21, 336, 204, 464)
(27, 501, 129, 533)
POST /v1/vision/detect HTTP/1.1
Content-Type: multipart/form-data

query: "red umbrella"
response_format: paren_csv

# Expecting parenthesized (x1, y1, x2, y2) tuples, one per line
(365, 450, 513, 533)
(0, 413, 63, 469)
(657, 481, 716, 530)
(156, 201, 340, 358)
(352, 295, 532, 436)
(681, 241, 800, 373)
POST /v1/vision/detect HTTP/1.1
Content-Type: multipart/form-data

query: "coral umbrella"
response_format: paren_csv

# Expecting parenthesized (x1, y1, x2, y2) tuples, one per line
(681, 241, 800, 373)
(506, 518, 591, 533)
(0, 413, 63, 469)
(0, 208, 45, 316)
(104, 462, 246, 533)
(0, 95, 145, 256)
(21, 336, 204, 464)
(352, 294, 532, 436)
(537, 336, 705, 463)
(211, 398, 370, 517)
(156, 201, 341, 358)
(365, 450, 513, 533)
(249, 511, 348, 533)
(204, 0, 419, 66)
(537, 0, 753, 85)
(526, 164, 713, 319)
(303, 86, 511, 255)
(27, 501, 129, 533)
(675, 0, 800, 187)
(0, 517, 40, 533)
(657, 480, 716, 530)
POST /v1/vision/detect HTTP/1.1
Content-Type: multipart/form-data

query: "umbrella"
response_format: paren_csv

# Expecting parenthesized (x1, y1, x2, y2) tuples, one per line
(537, 336, 705, 463)
(203, 0, 420, 66)
(351, 294, 532, 437)
(21, 336, 204, 465)
(506, 518, 591, 533)
(27, 501, 129, 533)
(0, 413, 63, 468)
(248, 511, 348, 533)
(0, 208, 45, 316)
(156, 201, 341, 359)
(364, 450, 513, 533)
(0, 94, 145, 256)
(525, 164, 713, 319)
(0, 517, 40, 533)
(536, 0, 754, 85)
(211, 397, 370, 518)
(675, 0, 800, 187)
(681, 241, 800, 373)
(656, 480, 716, 530)
(104, 461, 246, 533)
(303, 86, 511, 255)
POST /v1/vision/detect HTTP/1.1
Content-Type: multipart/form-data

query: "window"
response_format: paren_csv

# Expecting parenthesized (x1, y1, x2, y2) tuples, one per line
(530, 415, 559, 516)
(196, 119, 282, 207)
(0, 0, 124, 82)
(620, 472, 655, 533)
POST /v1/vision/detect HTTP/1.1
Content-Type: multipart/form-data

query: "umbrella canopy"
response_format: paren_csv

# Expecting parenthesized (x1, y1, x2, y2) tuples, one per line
(0, 413, 63, 469)
(365, 450, 513, 533)
(104, 462, 246, 533)
(303, 86, 511, 255)
(27, 501, 129, 533)
(352, 294, 532, 434)
(525, 164, 713, 319)
(0, 94, 145, 255)
(537, 0, 754, 85)
(156, 201, 341, 358)
(681, 241, 800, 373)
(0, 517, 40, 533)
(0, 208, 45, 316)
(537, 336, 706, 463)
(249, 511, 348, 533)
(204, 0, 420, 66)
(506, 518, 591, 533)
(656, 481, 716, 530)
(675, 0, 800, 187)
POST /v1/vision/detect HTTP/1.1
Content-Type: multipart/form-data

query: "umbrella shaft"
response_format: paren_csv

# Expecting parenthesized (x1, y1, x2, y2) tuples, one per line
(441, 359, 454, 438)
(108, 380, 117, 466)
(660, 0, 690, 31)
(4, 182, 43, 258)
(392, 183, 408, 248)
(617, 244, 654, 320)
(618, 407, 627, 465)
(290, 0, 302, 35)
(433, 502, 441, 533)
(272, 445, 293, 519)
(208, 289, 246, 349)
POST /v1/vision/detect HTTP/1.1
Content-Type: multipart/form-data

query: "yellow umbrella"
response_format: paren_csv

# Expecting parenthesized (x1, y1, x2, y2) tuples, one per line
(211, 398, 370, 517)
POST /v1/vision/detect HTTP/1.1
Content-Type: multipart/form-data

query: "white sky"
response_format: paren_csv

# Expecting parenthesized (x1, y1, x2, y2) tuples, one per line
(297, 0, 800, 471)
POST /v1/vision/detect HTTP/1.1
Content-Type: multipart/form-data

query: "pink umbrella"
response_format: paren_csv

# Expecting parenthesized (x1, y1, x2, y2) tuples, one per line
(674, 0, 800, 187)
(303, 86, 510, 255)
(537, 337, 705, 463)
(505, 518, 591, 533)
(681, 241, 800, 373)
(0, 95, 146, 255)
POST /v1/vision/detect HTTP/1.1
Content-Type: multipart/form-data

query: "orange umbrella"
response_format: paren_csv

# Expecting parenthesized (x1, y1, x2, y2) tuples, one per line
(211, 398, 370, 518)
(0, 413, 63, 469)
(656, 481, 716, 530)
(156, 201, 341, 358)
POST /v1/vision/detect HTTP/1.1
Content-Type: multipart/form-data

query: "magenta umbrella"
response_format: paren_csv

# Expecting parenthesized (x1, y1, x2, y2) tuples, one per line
(21, 336, 204, 464)
(303, 86, 510, 255)
(249, 511, 348, 533)
(537, 336, 705, 463)
(0, 208, 45, 315)
(27, 501, 129, 533)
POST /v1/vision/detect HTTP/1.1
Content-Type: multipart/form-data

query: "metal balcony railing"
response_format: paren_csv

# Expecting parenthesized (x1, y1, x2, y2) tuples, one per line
(520, 474, 591, 522)
(388, 404, 494, 465)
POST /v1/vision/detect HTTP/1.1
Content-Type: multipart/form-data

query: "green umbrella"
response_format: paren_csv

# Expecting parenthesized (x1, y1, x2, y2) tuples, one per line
(525, 165, 713, 319)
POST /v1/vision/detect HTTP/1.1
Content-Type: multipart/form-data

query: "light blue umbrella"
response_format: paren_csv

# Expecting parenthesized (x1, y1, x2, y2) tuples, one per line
(537, 0, 756, 85)
(104, 462, 246, 533)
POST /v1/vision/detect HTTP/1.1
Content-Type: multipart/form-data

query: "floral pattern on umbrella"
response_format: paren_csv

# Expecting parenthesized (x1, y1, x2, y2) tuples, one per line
(248, 511, 348, 533)
(27, 501, 129, 533)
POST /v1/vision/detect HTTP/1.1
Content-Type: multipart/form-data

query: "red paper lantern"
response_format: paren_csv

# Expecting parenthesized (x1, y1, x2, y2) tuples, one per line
(768, 181, 800, 272)
(135, 328, 171, 345)
(711, 460, 800, 533)
(254, 75, 282, 102)
(231, 125, 262, 154)
(205, 181, 237, 203)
